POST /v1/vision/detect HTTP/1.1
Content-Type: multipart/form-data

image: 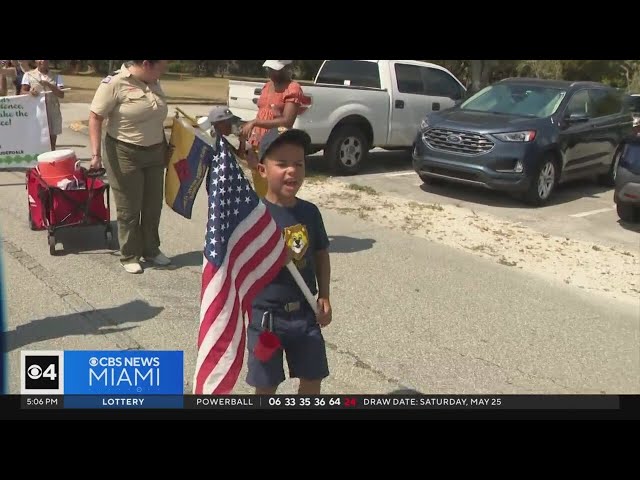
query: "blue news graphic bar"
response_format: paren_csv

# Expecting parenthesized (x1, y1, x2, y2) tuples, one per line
(64, 395, 184, 409)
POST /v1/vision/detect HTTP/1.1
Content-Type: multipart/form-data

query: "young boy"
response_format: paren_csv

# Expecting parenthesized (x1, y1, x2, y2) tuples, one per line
(246, 126, 332, 395)
(201, 105, 242, 195)
(203, 105, 242, 138)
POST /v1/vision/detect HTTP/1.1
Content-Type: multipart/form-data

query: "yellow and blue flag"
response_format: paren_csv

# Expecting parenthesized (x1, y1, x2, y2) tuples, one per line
(165, 117, 214, 219)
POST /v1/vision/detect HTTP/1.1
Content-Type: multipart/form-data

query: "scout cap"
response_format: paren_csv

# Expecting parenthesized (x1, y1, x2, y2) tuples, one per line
(258, 126, 311, 162)
(207, 105, 241, 124)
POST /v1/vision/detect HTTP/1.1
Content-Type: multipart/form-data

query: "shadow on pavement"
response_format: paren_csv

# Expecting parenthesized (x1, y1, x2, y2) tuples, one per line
(167, 250, 202, 269)
(617, 218, 640, 233)
(55, 221, 119, 255)
(3, 300, 164, 352)
(419, 178, 613, 209)
(328, 235, 376, 254)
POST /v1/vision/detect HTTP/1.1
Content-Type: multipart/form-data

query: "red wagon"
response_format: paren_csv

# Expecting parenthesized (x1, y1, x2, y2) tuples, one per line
(26, 167, 114, 255)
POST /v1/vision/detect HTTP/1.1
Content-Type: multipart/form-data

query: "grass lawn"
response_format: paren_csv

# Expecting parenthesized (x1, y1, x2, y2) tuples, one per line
(60, 72, 234, 104)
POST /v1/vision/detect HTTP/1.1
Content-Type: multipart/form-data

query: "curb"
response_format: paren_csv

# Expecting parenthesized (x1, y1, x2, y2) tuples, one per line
(69, 121, 89, 135)
(68, 109, 213, 137)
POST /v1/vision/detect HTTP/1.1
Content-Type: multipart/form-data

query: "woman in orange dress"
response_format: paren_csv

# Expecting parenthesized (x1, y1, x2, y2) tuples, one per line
(240, 60, 305, 197)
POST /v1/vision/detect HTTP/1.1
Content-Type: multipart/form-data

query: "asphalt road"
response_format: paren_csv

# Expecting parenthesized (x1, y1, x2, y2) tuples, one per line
(1, 104, 638, 395)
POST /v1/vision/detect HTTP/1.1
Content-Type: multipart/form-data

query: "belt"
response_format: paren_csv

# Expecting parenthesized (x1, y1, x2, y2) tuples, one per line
(257, 301, 302, 313)
(106, 135, 165, 150)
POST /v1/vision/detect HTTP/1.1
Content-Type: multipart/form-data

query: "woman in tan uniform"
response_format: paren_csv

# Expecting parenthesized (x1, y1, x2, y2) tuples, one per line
(20, 60, 65, 150)
(88, 60, 171, 274)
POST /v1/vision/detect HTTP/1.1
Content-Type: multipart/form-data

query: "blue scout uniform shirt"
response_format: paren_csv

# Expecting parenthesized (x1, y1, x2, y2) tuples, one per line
(253, 197, 330, 309)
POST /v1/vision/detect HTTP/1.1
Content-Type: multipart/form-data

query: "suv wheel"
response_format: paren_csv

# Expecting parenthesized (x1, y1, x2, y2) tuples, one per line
(524, 157, 557, 206)
(617, 203, 639, 222)
(598, 146, 622, 187)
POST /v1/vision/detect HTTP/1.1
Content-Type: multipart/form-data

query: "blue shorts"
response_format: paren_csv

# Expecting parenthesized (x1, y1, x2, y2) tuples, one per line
(246, 303, 329, 388)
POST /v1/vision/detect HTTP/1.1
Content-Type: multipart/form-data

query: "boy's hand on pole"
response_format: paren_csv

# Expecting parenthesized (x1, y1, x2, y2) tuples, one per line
(316, 298, 332, 328)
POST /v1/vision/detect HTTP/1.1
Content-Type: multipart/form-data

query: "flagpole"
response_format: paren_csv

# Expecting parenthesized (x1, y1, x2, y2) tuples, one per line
(285, 261, 318, 315)
(174, 107, 197, 125)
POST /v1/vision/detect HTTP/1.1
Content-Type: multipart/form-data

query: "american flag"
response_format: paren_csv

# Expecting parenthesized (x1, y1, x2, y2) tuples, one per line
(193, 135, 288, 394)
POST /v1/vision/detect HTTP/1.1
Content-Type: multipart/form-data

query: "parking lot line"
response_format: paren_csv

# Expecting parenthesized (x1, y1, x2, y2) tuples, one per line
(385, 171, 415, 177)
(569, 208, 614, 218)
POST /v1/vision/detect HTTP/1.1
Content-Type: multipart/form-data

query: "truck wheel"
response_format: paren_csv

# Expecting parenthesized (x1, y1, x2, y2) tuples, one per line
(325, 125, 369, 175)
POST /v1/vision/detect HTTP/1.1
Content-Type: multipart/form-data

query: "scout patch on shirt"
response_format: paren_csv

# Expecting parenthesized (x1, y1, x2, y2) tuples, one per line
(284, 223, 309, 268)
(101, 75, 112, 84)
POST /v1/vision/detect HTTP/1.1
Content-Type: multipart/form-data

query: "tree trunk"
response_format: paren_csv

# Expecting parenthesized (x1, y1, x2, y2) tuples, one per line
(470, 60, 483, 94)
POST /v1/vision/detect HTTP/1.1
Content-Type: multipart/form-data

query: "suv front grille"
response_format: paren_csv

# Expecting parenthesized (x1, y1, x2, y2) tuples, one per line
(422, 128, 494, 156)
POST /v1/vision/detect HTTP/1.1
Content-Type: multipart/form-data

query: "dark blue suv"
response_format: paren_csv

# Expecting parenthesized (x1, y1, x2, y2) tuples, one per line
(412, 78, 633, 205)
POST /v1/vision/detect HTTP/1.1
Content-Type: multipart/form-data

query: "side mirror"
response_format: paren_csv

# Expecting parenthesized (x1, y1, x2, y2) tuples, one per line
(566, 112, 590, 123)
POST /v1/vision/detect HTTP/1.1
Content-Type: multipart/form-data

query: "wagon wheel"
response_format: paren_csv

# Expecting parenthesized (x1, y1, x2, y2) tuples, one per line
(105, 229, 114, 249)
(48, 234, 56, 256)
(28, 211, 37, 231)
(104, 222, 115, 249)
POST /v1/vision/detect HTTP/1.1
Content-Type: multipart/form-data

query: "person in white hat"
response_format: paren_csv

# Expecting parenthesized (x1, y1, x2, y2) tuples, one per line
(239, 60, 306, 198)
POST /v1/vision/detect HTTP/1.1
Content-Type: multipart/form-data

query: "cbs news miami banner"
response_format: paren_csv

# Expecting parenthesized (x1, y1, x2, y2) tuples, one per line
(18, 350, 622, 412)
(0, 94, 51, 169)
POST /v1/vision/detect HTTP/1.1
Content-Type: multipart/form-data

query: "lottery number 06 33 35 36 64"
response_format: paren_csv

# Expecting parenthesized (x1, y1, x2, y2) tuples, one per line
(266, 396, 343, 408)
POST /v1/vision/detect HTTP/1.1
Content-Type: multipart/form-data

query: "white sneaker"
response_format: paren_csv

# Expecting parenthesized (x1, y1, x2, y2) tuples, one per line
(122, 262, 143, 274)
(146, 251, 171, 266)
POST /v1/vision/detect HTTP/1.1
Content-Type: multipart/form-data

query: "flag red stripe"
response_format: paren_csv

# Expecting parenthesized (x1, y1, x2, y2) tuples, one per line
(195, 288, 241, 392)
(214, 321, 247, 394)
(241, 242, 288, 315)
(201, 258, 214, 302)
(198, 272, 232, 348)
(236, 227, 285, 313)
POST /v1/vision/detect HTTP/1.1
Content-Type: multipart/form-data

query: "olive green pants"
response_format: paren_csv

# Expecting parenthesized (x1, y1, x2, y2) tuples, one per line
(104, 135, 166, 264)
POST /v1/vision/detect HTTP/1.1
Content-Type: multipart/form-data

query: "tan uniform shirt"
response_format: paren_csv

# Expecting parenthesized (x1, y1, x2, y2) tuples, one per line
(90, 67, 168, 147)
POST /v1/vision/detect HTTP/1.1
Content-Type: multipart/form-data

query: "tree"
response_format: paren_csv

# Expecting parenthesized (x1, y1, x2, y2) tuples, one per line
(469, 60, 500, 93)
(515, 60, 564, 79)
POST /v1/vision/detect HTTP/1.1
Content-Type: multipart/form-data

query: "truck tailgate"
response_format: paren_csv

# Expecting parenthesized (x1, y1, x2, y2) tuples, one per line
(228, 80, 262, 121)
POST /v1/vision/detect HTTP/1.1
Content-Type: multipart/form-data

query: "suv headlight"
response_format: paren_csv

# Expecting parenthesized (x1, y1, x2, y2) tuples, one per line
(494, 130, 536, 142)
(420, 118, 430, 131)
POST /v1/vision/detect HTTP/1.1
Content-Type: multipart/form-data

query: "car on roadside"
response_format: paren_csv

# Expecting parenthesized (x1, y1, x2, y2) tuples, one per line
(228, 60, 466, 174)
(412, 77, 634, 205)
(614, 137, 640, 222)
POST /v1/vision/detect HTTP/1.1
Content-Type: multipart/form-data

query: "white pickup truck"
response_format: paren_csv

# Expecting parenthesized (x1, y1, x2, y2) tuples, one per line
(228, 60, 466, 174)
